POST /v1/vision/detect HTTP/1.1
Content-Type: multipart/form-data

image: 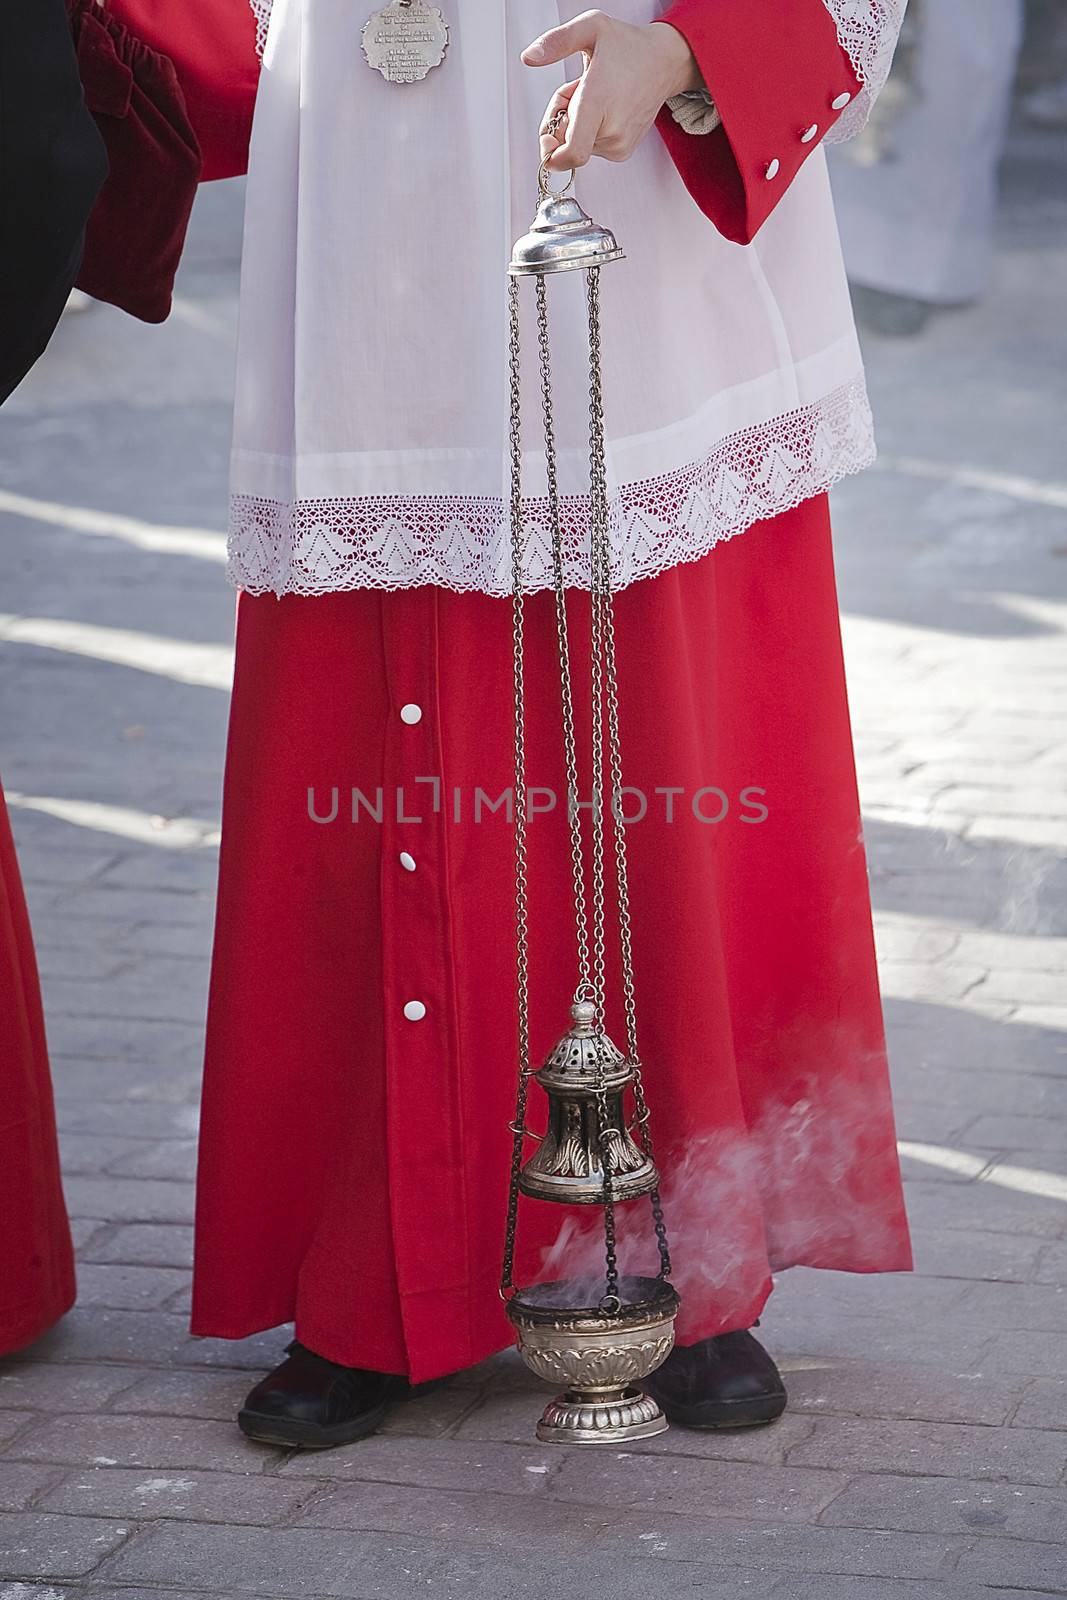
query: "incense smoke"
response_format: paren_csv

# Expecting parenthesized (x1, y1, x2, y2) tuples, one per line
(538, 1055, 910, 1337)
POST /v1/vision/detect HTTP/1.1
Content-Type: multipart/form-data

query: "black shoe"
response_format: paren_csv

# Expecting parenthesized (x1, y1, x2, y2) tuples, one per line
(238, 1341, 421, 1449)
(643, 1329, 787, 1430)
(850, 283, 934, 339)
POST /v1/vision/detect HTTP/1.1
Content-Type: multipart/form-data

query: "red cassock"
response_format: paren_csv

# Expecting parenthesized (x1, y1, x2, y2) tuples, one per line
(0, 785, 75, 1355)
(186, 1, 911, 1380)
(192, 498, 911, 1381)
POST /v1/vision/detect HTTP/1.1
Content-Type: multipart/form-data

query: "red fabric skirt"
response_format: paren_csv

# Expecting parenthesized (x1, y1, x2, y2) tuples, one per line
(0, 784, 75, 1355)
(192, 495, 911, 1382)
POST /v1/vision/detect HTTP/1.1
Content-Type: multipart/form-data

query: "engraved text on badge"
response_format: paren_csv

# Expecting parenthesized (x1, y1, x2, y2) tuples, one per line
(362, 2, 449, 84)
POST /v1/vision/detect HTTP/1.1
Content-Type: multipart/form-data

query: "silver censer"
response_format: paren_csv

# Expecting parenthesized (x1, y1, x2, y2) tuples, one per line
(501, 164, 680, 1445)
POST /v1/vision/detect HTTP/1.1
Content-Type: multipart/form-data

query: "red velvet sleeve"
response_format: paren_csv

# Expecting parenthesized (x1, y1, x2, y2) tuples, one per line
(654, 0, 862, 245)
(104, 0, 260, 181)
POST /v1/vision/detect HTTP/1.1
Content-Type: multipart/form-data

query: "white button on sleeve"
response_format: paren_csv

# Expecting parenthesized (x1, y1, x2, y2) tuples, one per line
(399, 851, 417, 872)
(403, 1000, 426, 1021)
(764, 158, 780, 180)
(801, 123, 819, 143)
(400, 703, 423, 725)
(831, 92, 852, 110)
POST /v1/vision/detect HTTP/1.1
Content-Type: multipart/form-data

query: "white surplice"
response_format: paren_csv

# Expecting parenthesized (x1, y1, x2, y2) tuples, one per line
(229, 0, 905, 597)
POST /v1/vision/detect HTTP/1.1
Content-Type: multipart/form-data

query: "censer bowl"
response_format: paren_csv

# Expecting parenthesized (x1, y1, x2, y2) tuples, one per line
(507, 1275, 680, 1444)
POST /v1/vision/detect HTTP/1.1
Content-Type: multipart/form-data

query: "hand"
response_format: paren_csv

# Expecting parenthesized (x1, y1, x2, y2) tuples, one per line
(522, 10, 700, 172)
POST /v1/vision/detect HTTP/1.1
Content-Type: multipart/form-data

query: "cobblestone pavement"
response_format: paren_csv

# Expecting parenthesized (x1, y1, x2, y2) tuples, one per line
(1, 123, 1065, 1600)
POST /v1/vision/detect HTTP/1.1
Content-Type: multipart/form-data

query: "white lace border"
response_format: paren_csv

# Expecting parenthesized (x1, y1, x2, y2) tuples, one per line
(823, 0, 908, 145)
(227, 379, 876, 598)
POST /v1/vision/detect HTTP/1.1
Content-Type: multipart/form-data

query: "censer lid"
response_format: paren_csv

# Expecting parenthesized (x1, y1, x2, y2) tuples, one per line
(509, 165, 624, 277)
(536, 995, 631, 1092)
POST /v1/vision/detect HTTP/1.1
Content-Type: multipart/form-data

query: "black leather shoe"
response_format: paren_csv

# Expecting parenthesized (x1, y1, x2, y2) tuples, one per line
(643, 1329, 787, 1429)
(238, 1341, 425, 1448)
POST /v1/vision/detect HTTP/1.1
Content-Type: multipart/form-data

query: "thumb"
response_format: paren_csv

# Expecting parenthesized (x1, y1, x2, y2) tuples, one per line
(522, 10, 603, 67)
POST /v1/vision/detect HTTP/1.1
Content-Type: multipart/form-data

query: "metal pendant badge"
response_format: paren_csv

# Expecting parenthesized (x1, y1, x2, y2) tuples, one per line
(362, 0, 448, 84)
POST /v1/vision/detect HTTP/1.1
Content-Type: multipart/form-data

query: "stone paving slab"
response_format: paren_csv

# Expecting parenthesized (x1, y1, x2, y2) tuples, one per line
(5, 1417, 283, 1478)
(70, 1268, 190, 1317)
(36, 1469, 314, 1529)
(818, 1472, 1067, 1544)
(0, 1370, 142, 1417)
(548, 1454, 849, 1522)
(100, 1371, 253, 1424)
(782, 1416, 1066, 1486)
(86, 1521, 778, 1598)
(1011, 1377, 1067, 1431)
(275, 1436, 562, 1495)
(907, 1228, 1047, 1284)
(782, 1359, 1026, 1427)
(0, 1515, 131, 1580)
(4, 1312, 285, 1373)
(980, 1328, 1067, 1379)
(2, 123, 1067, 1600)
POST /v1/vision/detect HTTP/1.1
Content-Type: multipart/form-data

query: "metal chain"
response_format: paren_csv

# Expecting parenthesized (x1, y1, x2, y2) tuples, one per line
(586, 270, 672, 1283)
(536, 277, 591, 990)
(502, 261, 671, 1303)
(583, 267, 620, 1308)
(501, 276, 531, 1297)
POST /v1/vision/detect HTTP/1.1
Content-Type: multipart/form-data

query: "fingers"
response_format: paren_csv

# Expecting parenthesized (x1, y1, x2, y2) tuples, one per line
(546, 69, 606, 170)
(538, 79, 579, 163)
(522, 8, 603, 68)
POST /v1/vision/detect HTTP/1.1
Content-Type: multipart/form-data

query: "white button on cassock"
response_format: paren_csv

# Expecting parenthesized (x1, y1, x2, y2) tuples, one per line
(765, 158, 781, 180)
(801, 123, 819, 143)
(403, 1000, 426, 1021)
(399, 703, 423, 725)
(399, 851, 416, 872)
(832, 92, 852, 110)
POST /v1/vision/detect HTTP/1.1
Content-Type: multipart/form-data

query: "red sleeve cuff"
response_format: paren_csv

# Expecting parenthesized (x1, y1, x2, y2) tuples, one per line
(105, 0, 260, 180)
(655, 0, 861, 244)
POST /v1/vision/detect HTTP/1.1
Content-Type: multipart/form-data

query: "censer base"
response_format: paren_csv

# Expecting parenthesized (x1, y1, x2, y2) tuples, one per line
(536, 1385, 667, 1444)
(507, 1275, 680, 1446)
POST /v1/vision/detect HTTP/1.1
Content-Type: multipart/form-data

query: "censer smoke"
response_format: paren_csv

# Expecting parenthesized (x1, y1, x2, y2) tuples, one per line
(501, 162, 680, 1446)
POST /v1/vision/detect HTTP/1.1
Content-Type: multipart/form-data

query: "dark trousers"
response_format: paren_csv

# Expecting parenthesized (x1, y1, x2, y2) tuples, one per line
(0, 0, 107, 402)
